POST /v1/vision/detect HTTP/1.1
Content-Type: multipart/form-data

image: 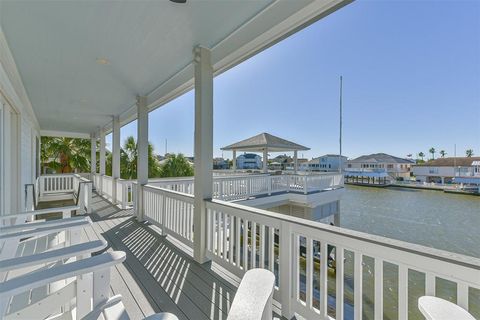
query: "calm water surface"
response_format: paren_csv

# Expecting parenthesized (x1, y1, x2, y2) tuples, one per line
(340, 185, 480, 258)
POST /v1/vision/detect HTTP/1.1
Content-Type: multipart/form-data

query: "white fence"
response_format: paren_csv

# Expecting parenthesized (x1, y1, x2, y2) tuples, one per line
(139, 185, 480, 320)
(148, 173, 344, 201)
(92, 173, 343, 209)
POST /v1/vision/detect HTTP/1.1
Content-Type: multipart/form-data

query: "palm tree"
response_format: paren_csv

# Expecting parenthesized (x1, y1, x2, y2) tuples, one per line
(466, 149, 474, 157)
(439, 150, 446, 158)
(418, 152, 425, 161)
(120, 136, 138, 179)
(109, 136, 161, 179)
(429, 147, 436, 160)
(41, 137, 91, 173)
(160, 154, 194, 178)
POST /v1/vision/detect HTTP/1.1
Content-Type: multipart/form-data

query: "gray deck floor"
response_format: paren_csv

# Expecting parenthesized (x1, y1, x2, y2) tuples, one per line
(82, 192, 242, 320)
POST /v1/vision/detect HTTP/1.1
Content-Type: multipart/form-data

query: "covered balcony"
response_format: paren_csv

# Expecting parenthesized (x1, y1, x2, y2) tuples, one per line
(1, 1, 479, 320)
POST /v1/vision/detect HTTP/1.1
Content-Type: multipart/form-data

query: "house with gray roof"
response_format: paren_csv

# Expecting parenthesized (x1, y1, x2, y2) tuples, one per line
(347, 153, 414, 179)
(300, 154, 348, 172)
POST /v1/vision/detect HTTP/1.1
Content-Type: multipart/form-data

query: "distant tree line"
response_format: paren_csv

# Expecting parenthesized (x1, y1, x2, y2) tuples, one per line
(415, 148, 474, 163)
(41, 136, 193, 178)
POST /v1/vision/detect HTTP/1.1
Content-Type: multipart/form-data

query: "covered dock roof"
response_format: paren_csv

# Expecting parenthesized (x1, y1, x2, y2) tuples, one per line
(222, 133, 309, 173)
(221, 132, 309, 152)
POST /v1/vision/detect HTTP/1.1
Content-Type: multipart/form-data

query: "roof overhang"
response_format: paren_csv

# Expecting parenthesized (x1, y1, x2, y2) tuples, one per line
(0, 0, 352, 136)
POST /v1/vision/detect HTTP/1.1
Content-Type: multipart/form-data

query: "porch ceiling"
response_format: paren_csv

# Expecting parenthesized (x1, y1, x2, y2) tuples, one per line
(0, 0, 350, 135)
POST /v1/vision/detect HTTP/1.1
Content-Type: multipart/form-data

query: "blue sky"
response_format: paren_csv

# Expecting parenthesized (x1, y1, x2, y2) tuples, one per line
(107, 0, 480, 160)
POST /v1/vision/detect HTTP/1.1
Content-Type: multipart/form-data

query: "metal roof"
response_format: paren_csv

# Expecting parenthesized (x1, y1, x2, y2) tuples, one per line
(349, 153, 414, 164)
(221, 132, 310, 152)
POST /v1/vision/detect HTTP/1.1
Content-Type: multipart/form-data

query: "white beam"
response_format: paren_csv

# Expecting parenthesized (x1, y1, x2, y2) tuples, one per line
(90, 133, 97, 175)
(112, 116, 120, 203)
(294, 150, 298, 174)
(232, 150, 236, 171)
(136, 96, 148, 221)
(99, 131, 106, 176)
(193, 46, 213, 264)
(263, 148, 268, 173)
(40, 130, 90, 139)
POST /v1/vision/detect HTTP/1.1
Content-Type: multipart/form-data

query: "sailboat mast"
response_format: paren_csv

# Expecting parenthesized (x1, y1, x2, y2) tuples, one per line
(339, 76, 343, 173)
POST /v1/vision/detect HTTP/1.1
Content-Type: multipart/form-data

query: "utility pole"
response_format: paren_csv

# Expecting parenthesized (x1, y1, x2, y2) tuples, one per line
(165, 138, 168, 156)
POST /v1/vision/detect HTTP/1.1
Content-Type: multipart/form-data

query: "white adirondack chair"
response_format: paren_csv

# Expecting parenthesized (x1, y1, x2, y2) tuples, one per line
(0, 205, 79, 227)
(0, 216, 91, 261)
(0, 251, 178, 320)
(227, 268, 276, 320)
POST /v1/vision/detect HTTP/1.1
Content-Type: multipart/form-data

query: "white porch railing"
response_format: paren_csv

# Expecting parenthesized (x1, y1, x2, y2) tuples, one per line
(143, 185, 195, 247)
(92, 173, 343, 209)
(148, 173, 344, 201)
(138, 185, 480, 320)
(30, 174, 93, 213)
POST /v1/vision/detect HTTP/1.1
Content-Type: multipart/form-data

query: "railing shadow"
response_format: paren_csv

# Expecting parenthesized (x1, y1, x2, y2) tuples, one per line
(90, 195, 237, 320)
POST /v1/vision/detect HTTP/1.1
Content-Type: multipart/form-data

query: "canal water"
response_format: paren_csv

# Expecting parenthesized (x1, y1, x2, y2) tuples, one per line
(332, 185, 480, 319)
(340, 185, 480, 258)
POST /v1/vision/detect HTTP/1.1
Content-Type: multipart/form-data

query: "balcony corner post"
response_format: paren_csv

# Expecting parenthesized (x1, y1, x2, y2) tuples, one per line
(136, 95, 149, 221)
(112, 115, 121, 204)
(99, 130, 106, 196)
(279, 220, 294, 318)
(90, 133, 97, 180)
(193, 45, 213, 264)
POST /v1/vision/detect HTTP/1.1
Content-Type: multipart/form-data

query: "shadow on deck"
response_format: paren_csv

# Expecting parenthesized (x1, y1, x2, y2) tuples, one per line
(84, 192, 239, 320)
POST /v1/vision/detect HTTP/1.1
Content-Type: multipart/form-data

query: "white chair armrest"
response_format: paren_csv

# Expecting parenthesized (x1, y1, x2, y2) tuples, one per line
(83, 295, 179, 320)
(0, 240, 107, 273)
(227, 269, 275, 320)
(0, 218, 90, 241)
(418, 296, 475, 320)
(0, 251, 126, 299)
(0, 216, 90, 235)
(0, 206, 80, 225)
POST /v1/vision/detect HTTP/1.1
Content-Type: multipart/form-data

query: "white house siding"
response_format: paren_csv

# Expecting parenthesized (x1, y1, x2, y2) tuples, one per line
(0, 27, 40, 214)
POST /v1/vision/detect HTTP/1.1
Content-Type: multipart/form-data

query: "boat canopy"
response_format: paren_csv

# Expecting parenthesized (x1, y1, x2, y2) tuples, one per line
(344, 170, 389, 178)
(453, 177, 480, 185)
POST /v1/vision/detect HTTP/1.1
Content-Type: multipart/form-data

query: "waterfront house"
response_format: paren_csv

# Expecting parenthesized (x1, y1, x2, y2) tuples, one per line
(213, 157, 229, 170)
(347, 153, 414, 179)
(301, 154, 348, 172)
(412, 157, 480, 184)
(235, 153, 263, 170)
(270, 154, 293, 170)
(1, 1, 479, 320)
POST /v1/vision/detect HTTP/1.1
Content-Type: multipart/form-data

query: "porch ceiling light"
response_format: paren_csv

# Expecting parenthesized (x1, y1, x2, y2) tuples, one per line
(96, 58, 110, 65)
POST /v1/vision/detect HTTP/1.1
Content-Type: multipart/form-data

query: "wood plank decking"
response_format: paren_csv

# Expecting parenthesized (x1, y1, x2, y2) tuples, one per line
(82, 192, 241, 320)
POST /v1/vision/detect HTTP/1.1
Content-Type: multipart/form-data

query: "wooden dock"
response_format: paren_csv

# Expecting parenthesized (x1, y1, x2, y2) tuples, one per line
(81, 193, 242, 320)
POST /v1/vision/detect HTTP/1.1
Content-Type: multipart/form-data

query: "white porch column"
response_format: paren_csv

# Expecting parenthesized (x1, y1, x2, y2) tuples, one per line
(294, 150, 298, 174)
(263, 148, 268, 173)
(136, 96, 148, 221)
(232, 150, 236, 171)
(112, 116, 121, 203)
(99, 130, 106, 195)
(193, 46, 213, 264)
(90, 133, 97, 176)
(99, 131, 106, 175)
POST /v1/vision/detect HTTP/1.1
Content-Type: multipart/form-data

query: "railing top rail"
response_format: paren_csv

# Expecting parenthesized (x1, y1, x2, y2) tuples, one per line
(1, 205, 80, 220)
(207, 199, 480, 272)
(144, 184, 195, 200)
